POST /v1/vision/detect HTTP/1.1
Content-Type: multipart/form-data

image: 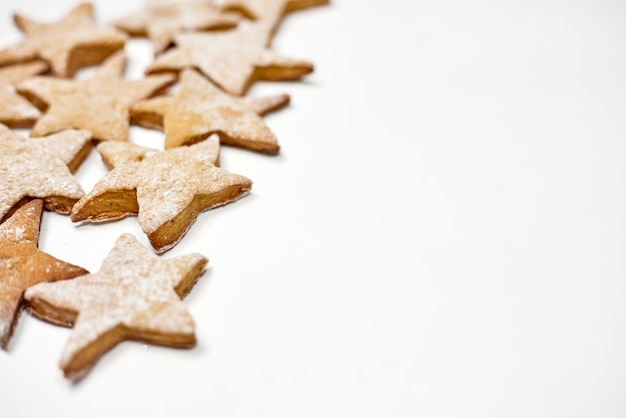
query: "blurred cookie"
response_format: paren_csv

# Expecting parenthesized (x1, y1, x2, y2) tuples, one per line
(17, 51, 175, 142)
(132, 68, 289, 153)
(0, 3, 127, 78)
(220, 0, 329, 37)
(0, 60, 48, 128)
(145, 20, 313, 96)
(70, 137, 252, 253)
(25, 232, 207, 380)
(112, 0, 240, 54)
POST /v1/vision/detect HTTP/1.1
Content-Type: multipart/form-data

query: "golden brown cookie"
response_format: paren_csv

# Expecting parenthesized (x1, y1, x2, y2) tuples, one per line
(24, 232, 207, 381)
(70, 137, 252, 253)
(131, 68, 289, 153)
(0, 60, 48, 128)
(0, 3, 127, 78)
(112, 0, 240, 54)
(0, 199, 88, 350)
(145, 20, 313, 96)
(16, 51, 175, 142)
(220, 0, 329, 37)
(0, 123, 91, 221)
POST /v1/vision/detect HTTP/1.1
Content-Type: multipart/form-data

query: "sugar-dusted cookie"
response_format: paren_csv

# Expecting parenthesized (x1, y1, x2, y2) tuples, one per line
(70, 137, 252, 253)
(132, 68, 289, 153)
(0, 200, 88, 350)
(113, 0, 240, 54)
(25, 233, 207, 380)
(0, 124, 91, 221)
(16, 51, 175, 142)
(0, 60, 48, 128)
(145, 20, 313, 96)
(0, 3, 127, 78)
(220, 0, 329, 36)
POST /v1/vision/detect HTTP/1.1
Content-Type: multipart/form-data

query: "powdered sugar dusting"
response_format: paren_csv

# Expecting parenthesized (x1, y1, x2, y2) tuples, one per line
(73, 140, 251, 240)
(24, 233, 206, 374)
(0, 128, 89, 219)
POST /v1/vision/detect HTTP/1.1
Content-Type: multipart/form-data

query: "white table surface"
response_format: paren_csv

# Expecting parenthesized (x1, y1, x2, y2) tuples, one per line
(2, 0, 626, 417)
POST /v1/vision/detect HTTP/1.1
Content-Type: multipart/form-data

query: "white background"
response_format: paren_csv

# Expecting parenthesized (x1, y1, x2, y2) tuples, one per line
(2, 0, 626, 416)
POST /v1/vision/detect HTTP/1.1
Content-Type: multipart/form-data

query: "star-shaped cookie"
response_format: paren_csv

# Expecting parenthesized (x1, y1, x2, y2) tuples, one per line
(0, 60, 48, 128)
(70, 137, 252, 253)
(0, 3, 127, 78)
(220, 0, 329, 36)
(16, 51, 175, 142)
(0, 123, 91, 221)
(0, 199, 88, 350)
(145, 21, 313, 96)
(25, 233, 207, 380)
(112, 0, 240, 54)
(132, 69, 289, 153)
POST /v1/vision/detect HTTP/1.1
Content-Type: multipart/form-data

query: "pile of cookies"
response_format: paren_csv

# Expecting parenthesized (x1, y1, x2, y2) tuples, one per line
(0, 0, 327, 381)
